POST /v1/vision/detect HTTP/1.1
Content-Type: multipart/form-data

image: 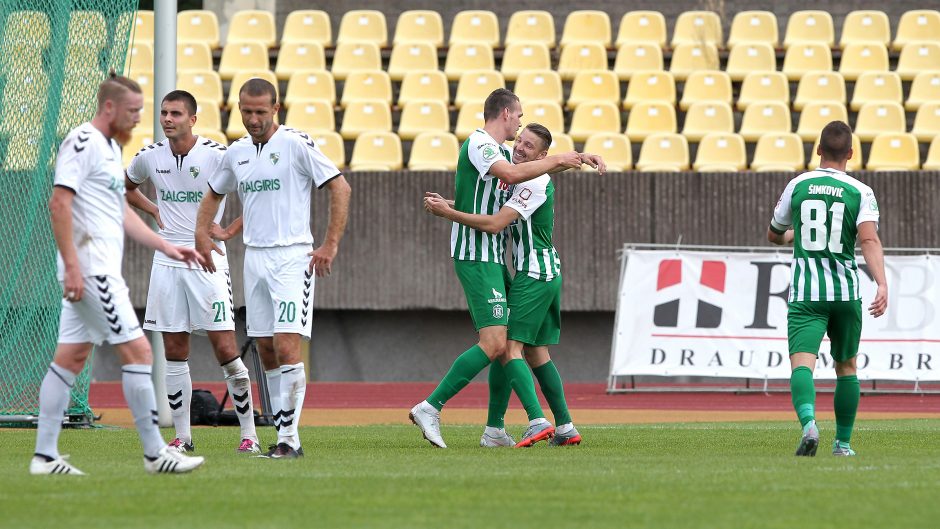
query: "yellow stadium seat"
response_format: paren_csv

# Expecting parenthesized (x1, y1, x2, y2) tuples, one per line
(501, 43, 551, 82)
(68, 10, 106, 49)
(560, 10, 611, 48)
(505, 10, 555, 49)
(341, 70, 392, 108)
(122, 131, 155, 168)
(177, 42, 214, 72)
(455, 70, 505, 109)
(622, 71, 675, 110)
(275, 42, 326, 81)
(129, 10, 154, 46)
(454, 102, 485, 140)
(850, 71, 902, 111)
(194, 128, 227, 145)
(855, 102, 906, 141)
(682, 101, 734, 141)
(783, 10, 834, 48)
(126, 42, 153, 76)
(227, 10, 276, 48)
(694, 133, 747, 172)
(285, 100, 335, 133)
(282, 10, 331, 47)
(349, 131, 402, 171)
(671, 11, 723, 49)
(636, 133, 689, 171)
(893, 10, 940, 51)
(331, 42, 382, 81)
(194, 103, 221, 131)
(57, 69, 100, 137)
(409, 132, 460, 171)
(546, 133, 575, 157)
(808, 133, 863, 171)
(912, 102, 940, 142)
(1, 80, 47, 138)
(782, 43, 832, 81)
(725, 43, 776, 81)
(284, 70, 335, 109)
(727, 11, 778, 48)
(897, 42, 940, 81)
(568, 101, 621, 142)
(393, 10, 443, 47)
(906, 71, 940, 111)
(751, 133, 806, 172)
(866, 133, 920, 170)
(568, 70, 620, 110)
(739, 101, 791, 141)
(616, 11, 666, 49)
(736, 72, 789, 111)
(796, 102, 848, 141)
(557, 43, 608, 82)
(625, 101, 676, 142)
(218, 42, 269, 81)
(129, 71, 154, 101)
(923, 136, 940, 170)
(387, 42, 438, 81)
(340, 100, 392, 139)
(840, 11, 890, 49)
(3, 133, 47, 171)
(679, 71, 732, 111)
(398, 100, 450, 140)
(670, 43, 720, 81)
(514, 71, 563, 106)
(449, 10, 500, 48)
(398, 70, 449, 107)
(839, 43, 889, 81)
(337, 10, 387, 47)
(308, 130, 345, 169)
(583, 133, 632, 171)
(177, 10, 219, 49)
(4, 10, 51, 49)
(226, 70, 278, 110)
(444, 43, 494, 81)
(524, 102, 565, 133)
(614, 43, 664, 80)
(793, 71, 846, 111)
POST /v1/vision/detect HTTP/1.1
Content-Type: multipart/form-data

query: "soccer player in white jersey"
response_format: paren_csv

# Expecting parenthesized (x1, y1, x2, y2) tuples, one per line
(31, 73, 206, 475)
(195, 78, 351, 459)
(125, 90, 260, 454)
(768, 121, 888, 457)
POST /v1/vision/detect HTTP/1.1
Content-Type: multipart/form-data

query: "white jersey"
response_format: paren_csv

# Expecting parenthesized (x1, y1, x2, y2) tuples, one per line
(209, 126, 341, 248)
(126, 136, 229, 269)
(53, 123, 126, 280)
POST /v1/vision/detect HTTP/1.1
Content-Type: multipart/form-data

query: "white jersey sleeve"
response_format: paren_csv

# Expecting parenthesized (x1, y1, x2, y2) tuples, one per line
(466, 132, 506, 181)
(504, 174, 549, 220)
(856, 185, 879, 229)
(125, 147, 150, 185)
(770, 178, 797, 233)
(53, 131, 92, 192)
(290, 130, 341, 188)
(209, 148, 239, 195)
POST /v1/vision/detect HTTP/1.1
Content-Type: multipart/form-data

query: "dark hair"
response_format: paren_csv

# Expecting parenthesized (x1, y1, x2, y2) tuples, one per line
(523, 123, 553, 151)
(162, 89, 197, 115)
(239, 77, 278, 105)
(818, 121, 853, 162)
(97, 70, 142, 109)
(483, 88, 519, 122)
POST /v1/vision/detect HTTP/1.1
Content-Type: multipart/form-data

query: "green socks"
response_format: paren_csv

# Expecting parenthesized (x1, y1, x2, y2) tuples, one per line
(834, 375, 860, 443)
(486, 361, 511, 428)
(504, 359, 545, 421)
(426, 345, 491, 411)
(532, 361, 571, 426)
(790, 366, 816, 427)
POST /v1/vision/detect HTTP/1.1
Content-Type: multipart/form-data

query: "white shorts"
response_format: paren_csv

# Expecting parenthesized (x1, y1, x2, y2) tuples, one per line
(58, 275, 145, 345)
(143, 263, 235, 333)
(244, 245, 315, 339)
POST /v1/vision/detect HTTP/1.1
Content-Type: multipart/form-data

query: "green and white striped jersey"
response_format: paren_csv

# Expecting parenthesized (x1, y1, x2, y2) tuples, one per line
(505, 174, 561, 281)
(450, 129, 513, 264)
(770, 167, 880, 302)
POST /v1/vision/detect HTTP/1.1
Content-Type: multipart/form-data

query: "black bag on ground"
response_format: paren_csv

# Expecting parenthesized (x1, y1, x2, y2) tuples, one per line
(190, 389, 220, 426)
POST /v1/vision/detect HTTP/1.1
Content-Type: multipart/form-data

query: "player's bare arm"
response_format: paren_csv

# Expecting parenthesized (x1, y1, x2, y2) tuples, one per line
(195, 188, 225, 272)
(489, 152, 582, 185)
(425, 197, 519, 234)
(308, 175, 351, 277)
(123, 203, 203, 269)
(49, 185, 84, 302)
(767, 227, 795, 245)
(858, 221, 888, 318)
(124, 175, 164, 229)
(210, 216, 243, 241)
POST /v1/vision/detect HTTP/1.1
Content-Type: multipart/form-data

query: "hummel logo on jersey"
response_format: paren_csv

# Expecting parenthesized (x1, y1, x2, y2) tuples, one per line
(653, 259, 725, 328)
(238, 159, 250, 166)
(270, 152, 280, 165)
(189, 166, 200, 179)
(156, 168, 171, 174)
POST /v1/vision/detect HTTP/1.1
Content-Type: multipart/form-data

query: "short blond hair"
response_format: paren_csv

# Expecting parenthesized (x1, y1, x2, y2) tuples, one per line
(97, 70, 142, 110)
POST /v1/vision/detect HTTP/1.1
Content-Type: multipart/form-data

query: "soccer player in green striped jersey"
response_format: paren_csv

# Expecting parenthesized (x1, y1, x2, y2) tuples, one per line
(768, 121, 888, 457)
(426, 124, 582, 447)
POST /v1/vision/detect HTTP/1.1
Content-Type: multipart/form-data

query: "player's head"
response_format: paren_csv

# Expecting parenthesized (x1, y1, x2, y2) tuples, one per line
(238, 78, 279, 142)
(483, 88, 522, 141)
(96, 71, 143, 145)
(817, 121, 854, 165)
(160, 90, 198, 140)
(512, 123, 552, 164)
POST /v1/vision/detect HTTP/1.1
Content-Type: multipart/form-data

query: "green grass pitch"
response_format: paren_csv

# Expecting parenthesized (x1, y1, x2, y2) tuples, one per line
(3, 421, 940, 528)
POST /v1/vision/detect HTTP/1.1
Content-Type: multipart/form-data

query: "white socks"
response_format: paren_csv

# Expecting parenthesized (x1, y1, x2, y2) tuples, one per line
(221, 357, 257, 442)
(265, 368, 282, 432)
(556, 422, 574, 435)
(165, 360, 192, 444)
(529, 417, 550, 427)
(484, 426, 506, 437)
(122, 364, 166, 459)
(277, 362, 306, 449)
(34, 363, 76, 460)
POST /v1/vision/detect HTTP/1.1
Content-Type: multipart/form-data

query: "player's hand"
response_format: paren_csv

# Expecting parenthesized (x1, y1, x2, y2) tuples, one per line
(152, 209, 165, 230)
(425, 191, 454, 207)
(556, 151, 583, 170)
(308, 243, 338, 277)
(63, 264, 84, 303)
(194, 235, 221, 273)
(164, 244, 205, 270)
(580, 153, 607, 175)
(209, 223, 231, 241)
(868, 284, 888, 318)
(424, 196, 452, 217)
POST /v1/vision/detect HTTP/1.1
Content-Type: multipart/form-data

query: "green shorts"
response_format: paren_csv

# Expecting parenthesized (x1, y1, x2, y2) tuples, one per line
(508, 273, 561, 346)
(454, 260, 512, 330)
(787, 300, 862, 362)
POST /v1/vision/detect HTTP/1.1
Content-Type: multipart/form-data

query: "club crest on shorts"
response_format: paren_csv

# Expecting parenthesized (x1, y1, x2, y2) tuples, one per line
(270, 152, 280, 165)
(492, 304, 504, 319)
(189, 166, 200, 179)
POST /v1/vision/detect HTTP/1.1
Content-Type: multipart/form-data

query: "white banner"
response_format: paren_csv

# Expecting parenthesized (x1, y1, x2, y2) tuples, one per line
(610, 249, 940, 381)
